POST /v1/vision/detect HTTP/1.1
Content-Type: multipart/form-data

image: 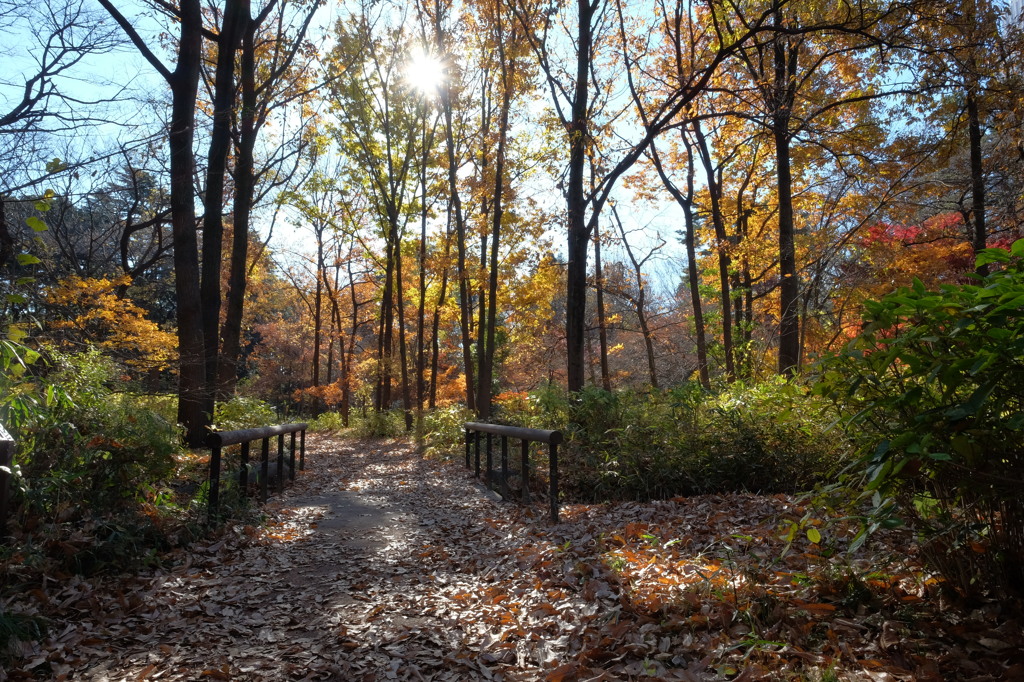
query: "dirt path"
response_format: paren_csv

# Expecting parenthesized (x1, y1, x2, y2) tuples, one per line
(8, 436, 594, 681)
(7, 436, 1021, 681)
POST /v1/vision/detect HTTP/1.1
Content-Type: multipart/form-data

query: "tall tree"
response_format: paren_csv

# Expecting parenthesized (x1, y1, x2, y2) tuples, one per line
(219, 0, 320, 397)
(100, 0, 208, 445)
(328, 6, 425, 420)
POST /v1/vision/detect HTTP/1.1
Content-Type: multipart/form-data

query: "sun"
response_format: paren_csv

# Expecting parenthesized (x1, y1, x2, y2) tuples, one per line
(406, 48, 445, 95)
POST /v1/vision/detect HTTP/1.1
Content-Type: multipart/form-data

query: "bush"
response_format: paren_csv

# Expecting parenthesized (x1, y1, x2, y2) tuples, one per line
(352, 409, 407, 438)
(307, 411, 347, 433)
(16, 349, 181, 514)
(212, 395, 278, 431)
(555, 379, 842, 502)
(816, 240, 1024, 596)
(423, 379, 843, 502)
(422, 404, 475, 459)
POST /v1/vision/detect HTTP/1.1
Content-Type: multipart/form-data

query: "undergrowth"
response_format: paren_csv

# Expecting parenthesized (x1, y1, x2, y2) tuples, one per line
(425, 378, 847, 502)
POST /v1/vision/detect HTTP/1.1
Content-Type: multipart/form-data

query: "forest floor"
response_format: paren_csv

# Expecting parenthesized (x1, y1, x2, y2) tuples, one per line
(3, 435, 1023, 681)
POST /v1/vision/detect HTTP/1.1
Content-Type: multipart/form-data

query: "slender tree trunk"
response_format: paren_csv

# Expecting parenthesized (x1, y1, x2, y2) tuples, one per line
(771, 11, 801, 376)
(375, 220, 397, 412)
(612, 204, 658, 389)
(775, 121, 800, 375)
(593, 220, 611, 391)
(312, 234, 324, 386)
(396, 234, 414, 430)
(416, 111, 428, 419)
(201, 0, 246, 408)
(682, 150, 710, 389)
(565, 0, 596, 394)
(345, 251, 361, 426)
(477, 42, 512, 420)
(692, 121, 735, 380)
(0, 198, 13, 274)
(429, 210, 453, 409)
(967, 91, 988, 276)
(219, 15, 257, 398)
(650, 140, 709, 388)
(433, 13, 475, 411)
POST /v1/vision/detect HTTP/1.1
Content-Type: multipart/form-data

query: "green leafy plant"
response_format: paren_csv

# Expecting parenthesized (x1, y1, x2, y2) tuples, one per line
(816, 240, 1024, 595)
(213, 395, 278, 431)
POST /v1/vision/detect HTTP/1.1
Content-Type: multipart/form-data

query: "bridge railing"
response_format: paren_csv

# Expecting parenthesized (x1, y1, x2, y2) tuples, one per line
(0, 424, 13, 545)
(464, 422, 563, 523)
(206, 423, 308, 522)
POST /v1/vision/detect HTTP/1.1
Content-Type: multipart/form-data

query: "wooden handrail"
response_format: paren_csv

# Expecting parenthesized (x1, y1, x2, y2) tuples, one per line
(206, 423, 308, 522)
(464, 422, 563, 523)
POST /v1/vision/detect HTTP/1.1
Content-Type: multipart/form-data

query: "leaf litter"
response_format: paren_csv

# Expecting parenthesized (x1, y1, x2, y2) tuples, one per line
(3, 435, 1022, 681)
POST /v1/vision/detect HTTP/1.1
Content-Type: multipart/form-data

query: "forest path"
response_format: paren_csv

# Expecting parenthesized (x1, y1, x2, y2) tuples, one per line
(13, 435, 592, 681)
(11, 436, 1016, 681)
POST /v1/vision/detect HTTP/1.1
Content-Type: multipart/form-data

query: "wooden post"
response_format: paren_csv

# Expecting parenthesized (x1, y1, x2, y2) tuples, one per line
(549, 441, 559, 524)
(520, 439, 530, 504)
(208, 442, 222, 522)
(0, 425, 14, 544)
(260, 437, 270, 503)
(289, 431, 297, 480)
(276, 433, 285, 494)
(474, 431, 481, 478)
(500, 435, 509, 498)
(300, 429, 306, 471)
(238, 441, 251, 488)
(485, 432, 493, 486)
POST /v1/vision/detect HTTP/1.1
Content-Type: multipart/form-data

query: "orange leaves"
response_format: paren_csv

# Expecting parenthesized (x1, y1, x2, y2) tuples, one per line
(43, 275, 177, 372)
(6, 435, 1024, 681)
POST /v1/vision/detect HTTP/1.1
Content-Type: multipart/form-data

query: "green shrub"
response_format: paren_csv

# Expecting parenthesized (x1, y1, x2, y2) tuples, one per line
(352, 409, 406, 438)
(17, 349, 181, 514)
(424, 379, 841, 502)
(816, 240, 1024, 596)
(212, 395, 278, 431)
(422, 404, 475, 459)
(308, 411, 347, 433)
(555, 379, 842, 502)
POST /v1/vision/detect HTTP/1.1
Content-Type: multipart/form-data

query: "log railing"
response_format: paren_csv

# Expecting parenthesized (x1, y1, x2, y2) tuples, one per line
(206, 423, 308, 521)
(464, 422, 563, 523)
(0, 424, 13, 545)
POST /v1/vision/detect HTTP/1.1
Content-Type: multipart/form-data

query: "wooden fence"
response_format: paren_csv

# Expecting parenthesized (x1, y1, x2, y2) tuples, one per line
(206, 423, 308, 522)
(464, 422, 563, 523)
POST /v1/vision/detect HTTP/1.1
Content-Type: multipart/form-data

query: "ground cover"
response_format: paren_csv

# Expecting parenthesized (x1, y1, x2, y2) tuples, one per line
(2, 435, 1021, 681)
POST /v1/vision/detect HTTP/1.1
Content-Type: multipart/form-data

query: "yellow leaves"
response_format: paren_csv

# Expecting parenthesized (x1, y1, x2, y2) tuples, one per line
(43, 276, 177, 372)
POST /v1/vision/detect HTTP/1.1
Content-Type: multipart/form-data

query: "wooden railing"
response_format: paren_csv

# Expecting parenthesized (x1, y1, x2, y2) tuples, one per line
(0, 424, 13, 545)
(206, 423, 308, 521)
(464, 422, 563, 523)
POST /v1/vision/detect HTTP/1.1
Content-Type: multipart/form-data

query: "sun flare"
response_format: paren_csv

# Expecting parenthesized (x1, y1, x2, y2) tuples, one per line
(406, 48, 445, 94)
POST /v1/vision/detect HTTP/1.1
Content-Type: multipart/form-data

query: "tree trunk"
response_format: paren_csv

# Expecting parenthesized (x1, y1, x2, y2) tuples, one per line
(434, 14, 476, 412)
(774, 122, 800, 375)
(967, 91, 988, 276)
(375, 219, 397, 412)
(312, 234, 324, 386)
(201, 0, 246, 408)
(565, 0, 596, 394)
(681, 145, 710, 389)
(692, 121, 735, 380)
(169, 0, 207, 446)
(416, 110, 429, 419)
(218, 15, 257, 398)
(593, 220, 611, 391)
(429, 210, 453, 409)
(650, 140, 709, 388)
(772, 14, 801, 376)
(396, 231, 414, 431)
